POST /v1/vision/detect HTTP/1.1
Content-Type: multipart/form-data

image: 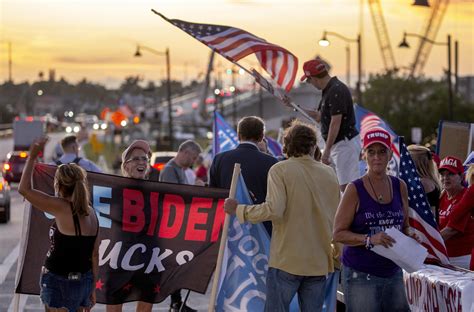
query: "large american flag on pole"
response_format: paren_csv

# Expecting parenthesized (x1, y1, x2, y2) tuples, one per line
(398, 137, 449, 264)
(153, 10, 298, 93)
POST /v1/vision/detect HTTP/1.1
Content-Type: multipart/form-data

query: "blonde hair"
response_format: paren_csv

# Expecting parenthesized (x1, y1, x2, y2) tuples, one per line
(54, 163, 90, 216)
(407, 145, 441, 190)
(466, 165, 474, 187)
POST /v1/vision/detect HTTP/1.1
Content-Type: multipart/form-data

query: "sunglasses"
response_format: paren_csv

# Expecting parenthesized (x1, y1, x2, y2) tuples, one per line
(125, 156, 149, 163)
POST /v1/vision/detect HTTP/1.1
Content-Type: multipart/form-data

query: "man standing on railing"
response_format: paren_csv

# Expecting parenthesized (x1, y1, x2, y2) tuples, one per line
(284, 58, 360, 192)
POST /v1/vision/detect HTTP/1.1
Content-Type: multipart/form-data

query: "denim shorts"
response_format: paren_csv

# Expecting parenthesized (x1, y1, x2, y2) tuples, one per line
(341, 265, 410, 312)
(39, 268, 93, 311)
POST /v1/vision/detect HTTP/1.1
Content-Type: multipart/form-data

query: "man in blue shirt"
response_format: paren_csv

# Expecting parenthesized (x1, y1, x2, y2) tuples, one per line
(53, 135, 102, 173)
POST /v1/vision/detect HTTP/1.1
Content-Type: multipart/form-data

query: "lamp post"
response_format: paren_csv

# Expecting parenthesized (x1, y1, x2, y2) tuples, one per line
(319, 31, 362, 105)
(134, 45, 173, 149)
(398, 32, 457, 120)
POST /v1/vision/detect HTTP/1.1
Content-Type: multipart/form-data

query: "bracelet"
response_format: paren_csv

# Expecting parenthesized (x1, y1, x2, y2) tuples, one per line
(365, 234, 374, 250)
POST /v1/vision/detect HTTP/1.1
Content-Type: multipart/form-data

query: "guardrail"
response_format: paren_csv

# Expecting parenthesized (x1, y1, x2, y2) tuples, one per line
(0, 124, 13, 138)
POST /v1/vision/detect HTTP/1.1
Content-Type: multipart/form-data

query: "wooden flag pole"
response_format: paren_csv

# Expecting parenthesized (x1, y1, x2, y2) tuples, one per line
(208, 163, 241, 312)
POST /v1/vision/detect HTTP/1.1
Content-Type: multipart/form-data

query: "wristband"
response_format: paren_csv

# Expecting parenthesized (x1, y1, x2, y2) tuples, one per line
(365, 234, 374, 250)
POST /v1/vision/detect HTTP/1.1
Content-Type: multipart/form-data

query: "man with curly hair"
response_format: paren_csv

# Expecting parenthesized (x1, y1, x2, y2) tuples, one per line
(224, 120, 340, 312)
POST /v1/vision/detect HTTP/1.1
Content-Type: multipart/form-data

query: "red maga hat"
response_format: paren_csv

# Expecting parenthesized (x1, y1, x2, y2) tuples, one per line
(300, 59, 328, 81)
(438, 156, 463, 175)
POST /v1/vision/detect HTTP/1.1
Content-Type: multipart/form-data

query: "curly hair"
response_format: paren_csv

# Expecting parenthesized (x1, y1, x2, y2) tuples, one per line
(54, 163, 90, 216)
(283, 120, 318, 157)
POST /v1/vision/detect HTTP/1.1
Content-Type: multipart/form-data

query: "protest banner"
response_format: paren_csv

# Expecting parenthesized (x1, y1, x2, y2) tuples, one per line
(15, 164, 229, 304)
(404, 265, 474, 312)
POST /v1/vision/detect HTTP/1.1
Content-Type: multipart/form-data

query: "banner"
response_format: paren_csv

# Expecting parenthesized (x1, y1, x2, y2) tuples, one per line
(403, 265, 474, 312)
(16, 164, 229, 304)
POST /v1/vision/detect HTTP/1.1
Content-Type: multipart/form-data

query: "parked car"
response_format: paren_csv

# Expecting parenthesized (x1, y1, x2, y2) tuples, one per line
(0, 172, 11, 223)
(3, 151, 29, 183)
(150, 151, 177, 172)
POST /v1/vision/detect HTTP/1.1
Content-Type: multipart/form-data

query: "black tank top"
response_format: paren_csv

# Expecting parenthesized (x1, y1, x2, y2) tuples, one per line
(44, 204, 98, 275)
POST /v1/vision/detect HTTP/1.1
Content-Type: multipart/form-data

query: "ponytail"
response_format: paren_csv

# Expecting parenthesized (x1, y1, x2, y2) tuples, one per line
(54, 163, 90, 216)
(71, 176, 90, 216)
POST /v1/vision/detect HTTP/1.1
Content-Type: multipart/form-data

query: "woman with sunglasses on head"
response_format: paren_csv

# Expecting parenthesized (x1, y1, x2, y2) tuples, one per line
(438, 156, 473, 269)
(407, 145, 442, 221)
(19, 137, 99, 312)
(106, 140, 155, 312)
(333, 128, 411, 312)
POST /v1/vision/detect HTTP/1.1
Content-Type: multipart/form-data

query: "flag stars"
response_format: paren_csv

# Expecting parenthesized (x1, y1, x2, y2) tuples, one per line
(154, 284, 161, 293)
(95, 279, 104, 290)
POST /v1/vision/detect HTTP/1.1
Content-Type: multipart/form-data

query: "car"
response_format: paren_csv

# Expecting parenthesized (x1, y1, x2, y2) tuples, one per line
(0, 172, 11, 223)
(150, 151, 177, 171)
(3, 151, 29, 183)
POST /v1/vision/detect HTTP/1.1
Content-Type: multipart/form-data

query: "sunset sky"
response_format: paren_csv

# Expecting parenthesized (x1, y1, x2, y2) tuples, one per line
(0, 0, 472, 89)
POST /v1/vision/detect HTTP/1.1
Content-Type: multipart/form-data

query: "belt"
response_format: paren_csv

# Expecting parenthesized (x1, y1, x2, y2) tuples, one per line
(41, 266, 82, 281)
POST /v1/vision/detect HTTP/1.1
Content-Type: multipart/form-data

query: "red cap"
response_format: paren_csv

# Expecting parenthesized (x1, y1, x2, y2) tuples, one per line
(363, 128, 391, 149)
(438, 156, 463, 175)
(300, 59, 328, 81)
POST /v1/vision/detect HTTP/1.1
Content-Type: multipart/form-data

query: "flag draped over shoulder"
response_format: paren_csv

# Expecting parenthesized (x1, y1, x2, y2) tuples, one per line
(154, 11, 298, 93)
(398, 137, 449, 264)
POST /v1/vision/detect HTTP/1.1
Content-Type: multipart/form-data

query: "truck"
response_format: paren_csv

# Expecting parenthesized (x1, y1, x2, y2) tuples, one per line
(13, 118, 46, 151)
(3, 118, 45, 184)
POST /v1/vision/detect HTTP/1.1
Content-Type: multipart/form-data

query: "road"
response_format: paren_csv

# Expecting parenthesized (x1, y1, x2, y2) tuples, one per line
(0, 189, 211, 311)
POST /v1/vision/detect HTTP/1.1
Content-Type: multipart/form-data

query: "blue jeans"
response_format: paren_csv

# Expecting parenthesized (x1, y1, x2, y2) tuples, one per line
(265, 267, 327, 312)
(40, 269, 93, 311)
(342, 265, 410, 312)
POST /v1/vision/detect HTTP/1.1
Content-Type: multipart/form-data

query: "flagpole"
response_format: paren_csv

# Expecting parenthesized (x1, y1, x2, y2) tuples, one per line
(229, 61, 316, 123)
(208, 163, 241, 312)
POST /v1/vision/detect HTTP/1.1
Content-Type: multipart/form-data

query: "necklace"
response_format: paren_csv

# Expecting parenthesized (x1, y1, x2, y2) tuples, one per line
(367, 175, 392, 203)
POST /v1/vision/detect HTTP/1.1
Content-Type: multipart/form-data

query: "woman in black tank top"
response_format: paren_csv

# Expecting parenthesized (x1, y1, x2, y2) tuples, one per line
(19, 136, 99, 312)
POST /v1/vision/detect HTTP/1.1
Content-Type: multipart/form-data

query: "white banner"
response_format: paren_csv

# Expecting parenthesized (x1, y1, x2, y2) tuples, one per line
(403, 265, 474, 312)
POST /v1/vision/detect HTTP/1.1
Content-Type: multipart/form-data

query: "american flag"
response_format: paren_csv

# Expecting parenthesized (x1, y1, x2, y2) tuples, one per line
(154, 11, 298, 93)
(398, 137, 449, 264)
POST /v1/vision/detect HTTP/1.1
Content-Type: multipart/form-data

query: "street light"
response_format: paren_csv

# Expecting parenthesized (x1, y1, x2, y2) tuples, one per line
(398, 32, 457, 120)
(134, 44, 174, 149)
(319, 31, 362, 105)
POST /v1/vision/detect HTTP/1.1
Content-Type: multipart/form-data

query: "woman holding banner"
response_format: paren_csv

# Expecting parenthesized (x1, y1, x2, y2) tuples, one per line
(333, 128, 411, 312)
(18, 137, 99, 312)
(106, 139, 155, 312)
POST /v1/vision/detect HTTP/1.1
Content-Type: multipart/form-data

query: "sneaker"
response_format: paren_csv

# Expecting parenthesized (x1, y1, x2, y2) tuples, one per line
(169, 301, 197, 312)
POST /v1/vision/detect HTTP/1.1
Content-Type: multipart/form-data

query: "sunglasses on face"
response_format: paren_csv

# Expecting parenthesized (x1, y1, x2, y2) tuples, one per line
(126, 156, 149, 163)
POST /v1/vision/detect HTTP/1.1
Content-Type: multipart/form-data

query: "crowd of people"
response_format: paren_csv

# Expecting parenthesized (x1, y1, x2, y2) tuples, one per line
(18, 57, 473, 312)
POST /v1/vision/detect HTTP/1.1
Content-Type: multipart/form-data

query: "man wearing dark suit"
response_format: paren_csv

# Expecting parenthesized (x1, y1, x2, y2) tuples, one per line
(210, 116, 278, 235)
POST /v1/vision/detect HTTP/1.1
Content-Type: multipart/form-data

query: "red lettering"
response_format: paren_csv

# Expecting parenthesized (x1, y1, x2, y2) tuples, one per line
(211, 199, 226, 242)
(185, 197, 213, 241)
(425, 282, 440, 312)
(158, 194, 185, 239)
(122, 189, 145, 232)
(146, 192, 159, 236)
